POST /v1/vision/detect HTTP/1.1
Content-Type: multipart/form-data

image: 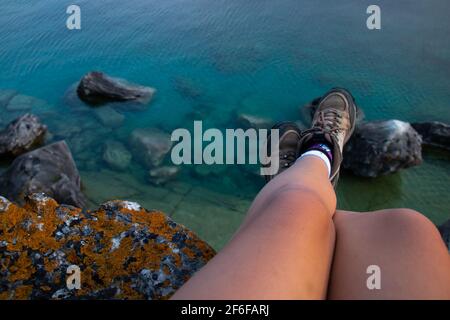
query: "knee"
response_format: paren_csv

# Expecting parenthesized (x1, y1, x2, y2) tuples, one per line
(378, 208, 442, 242)
(384, 208, 434, 228)
(271, 184, 336, 215)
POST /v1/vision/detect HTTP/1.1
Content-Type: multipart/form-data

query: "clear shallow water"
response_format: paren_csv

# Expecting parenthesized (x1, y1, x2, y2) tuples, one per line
(0, 0, 449, 248)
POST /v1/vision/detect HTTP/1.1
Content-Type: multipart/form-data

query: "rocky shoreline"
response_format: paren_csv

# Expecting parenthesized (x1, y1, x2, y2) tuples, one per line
(0, 73, 449, 300)
(0, 194, 215, 299)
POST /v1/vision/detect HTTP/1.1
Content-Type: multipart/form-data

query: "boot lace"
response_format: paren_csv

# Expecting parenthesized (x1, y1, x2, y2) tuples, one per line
(315, 109, 348, 134)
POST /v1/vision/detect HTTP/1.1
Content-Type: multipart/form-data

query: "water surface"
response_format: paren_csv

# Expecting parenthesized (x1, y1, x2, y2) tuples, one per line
(0, 0, 449, 249)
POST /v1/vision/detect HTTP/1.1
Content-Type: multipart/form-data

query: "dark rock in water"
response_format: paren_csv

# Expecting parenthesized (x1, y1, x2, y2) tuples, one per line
(94, 106, 125, 128)
(0, 141, 86, 207)
(343, 120, 423, 177)
(0, 195, 215, 299)
(149, 166, 180, 185)
(77, 71, 156, 106)
(438, 219, 450, 252)
(129, 128, 173, 168)
(0, 114, 47, 157)
(0, 89, 17, 108)
(103, 140, 132, 171)
(411, 121, 450, 151)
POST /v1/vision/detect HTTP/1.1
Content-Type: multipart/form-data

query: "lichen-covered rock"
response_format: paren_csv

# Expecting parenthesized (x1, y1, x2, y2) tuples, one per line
(0, 114, 47, 157)
(77, 71, 155, 106)
(129, 128, 172, 168)
(0, 141, 86, 207)
(0, 194, 215, 300)
(412, 121, 450, 151)
(343, 120, 423, 177)
(103, 140, 132, 171)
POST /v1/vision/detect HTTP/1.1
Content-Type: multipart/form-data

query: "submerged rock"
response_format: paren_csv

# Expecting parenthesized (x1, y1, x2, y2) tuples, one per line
(0, 195, 215, 299)
(149, 166, 180, 185)
(0, 114, 47, 157)
(236, 113, 273, 130)
(411, 121, 450, 151)
(5, 94, 47, 112)
(103, 140, 132, 171)
(173, 77, 203, 100)
(0, 89, 17, 108)
(343, 120, 423, 177)
(0, 141, 86, 207)
(129, 128, 173, 168)
(232, 88, 276, 131)
(77, 71, 156, 106)
(94, 106, 125, 128)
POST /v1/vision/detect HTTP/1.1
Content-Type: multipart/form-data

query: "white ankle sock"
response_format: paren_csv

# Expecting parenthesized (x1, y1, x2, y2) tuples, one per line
(298, 150, 331, 177)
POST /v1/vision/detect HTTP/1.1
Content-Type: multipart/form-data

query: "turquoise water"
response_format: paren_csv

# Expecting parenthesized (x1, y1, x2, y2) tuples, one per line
(0, 0, 449, 248)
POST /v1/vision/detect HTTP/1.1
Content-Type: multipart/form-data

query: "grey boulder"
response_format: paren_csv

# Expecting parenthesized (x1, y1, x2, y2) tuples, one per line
(343, 120, 423, 177)
(411, 121, 450, 151)
(0, 114, 47, 157)
(0, 141, 86, 207)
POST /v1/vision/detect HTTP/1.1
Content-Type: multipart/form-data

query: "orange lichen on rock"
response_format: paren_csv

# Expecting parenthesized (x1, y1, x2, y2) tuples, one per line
(0, 194, 215, 300)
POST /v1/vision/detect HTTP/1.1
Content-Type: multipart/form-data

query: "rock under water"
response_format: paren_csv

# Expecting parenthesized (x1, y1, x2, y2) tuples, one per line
(149, 166, 180, 185)
(0, 141, 87, 207)
(94, 106, 125, 128)
(102, 140, 132, 171)
(412, 121, 450, 151)
(343, 120, 423, 177)
(77, 71, 156, 106)
(0, 194, 215, 299)
(129, 128, 173, 168)
(0, 113, 47, 157)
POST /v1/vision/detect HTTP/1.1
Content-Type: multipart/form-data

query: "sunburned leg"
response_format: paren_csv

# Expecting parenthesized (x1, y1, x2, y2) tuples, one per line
(172, 156, 336, 299)
(328, 209, 450, 299)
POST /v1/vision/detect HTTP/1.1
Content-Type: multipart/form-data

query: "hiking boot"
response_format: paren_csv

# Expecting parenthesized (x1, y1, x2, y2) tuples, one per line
(298, 88, 357, 187)
(263, 122, 302, 182)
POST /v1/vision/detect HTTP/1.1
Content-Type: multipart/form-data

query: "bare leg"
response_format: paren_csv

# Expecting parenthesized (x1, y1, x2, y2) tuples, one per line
(329, 209, 450, 299)
(172, 156, 336, 299)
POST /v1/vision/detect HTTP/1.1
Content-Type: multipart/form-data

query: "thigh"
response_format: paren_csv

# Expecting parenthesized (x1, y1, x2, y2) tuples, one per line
(328, 209, 450, 300)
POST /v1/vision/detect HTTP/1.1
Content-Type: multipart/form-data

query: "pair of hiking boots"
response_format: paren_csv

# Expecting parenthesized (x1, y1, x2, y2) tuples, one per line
(264, 88, 357, 188)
